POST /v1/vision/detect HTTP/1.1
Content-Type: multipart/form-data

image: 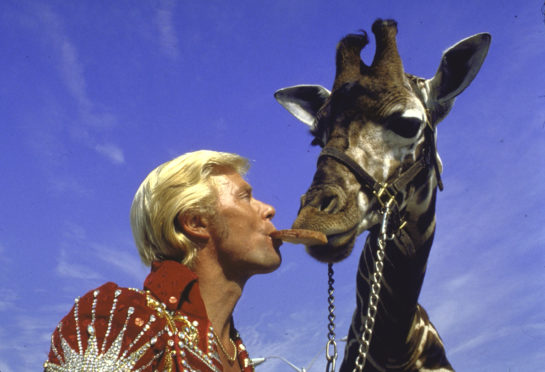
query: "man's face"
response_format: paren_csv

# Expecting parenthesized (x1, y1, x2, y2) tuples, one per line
(209, 171, 281, 280)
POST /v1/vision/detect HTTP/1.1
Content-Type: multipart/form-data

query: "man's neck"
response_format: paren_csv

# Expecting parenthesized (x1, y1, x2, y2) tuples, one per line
(193, 259, 246, 341)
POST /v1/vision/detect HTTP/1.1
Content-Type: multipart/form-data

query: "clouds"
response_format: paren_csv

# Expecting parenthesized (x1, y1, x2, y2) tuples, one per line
(0, 288, 17, 312)
(56, 248, 103, 281)
(0, 221, 147, 371)
(95, 143, 125, 165)
(0, 243, 16, 312)
(0, 307, 61, 372)
(55, 222, 103, 281)
(32, 4, 125, 167)
(57, 34, 92, 112)
(450, 322, 545, 357)
(421, 199, 545, 370)
(240, 308, 336, 372)
(155, 0, 180, 60)
(0, 242, 11, 266)
(54, 221, 147, 286)
(0, 241, 65, 371)
(90, 241, 149, 283)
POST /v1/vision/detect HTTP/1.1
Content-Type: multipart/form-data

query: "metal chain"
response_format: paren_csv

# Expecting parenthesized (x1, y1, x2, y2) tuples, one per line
(352, 198, 396, 372)
(325, 263, 338, 372)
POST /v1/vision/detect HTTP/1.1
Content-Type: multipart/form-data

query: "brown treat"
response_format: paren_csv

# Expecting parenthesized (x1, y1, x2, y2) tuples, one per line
(270, 229, 328, 246)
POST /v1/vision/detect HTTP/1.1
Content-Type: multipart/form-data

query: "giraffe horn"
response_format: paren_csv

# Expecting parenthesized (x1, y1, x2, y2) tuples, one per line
(333, 32, 369, 90)
(371, 19, 404, 79)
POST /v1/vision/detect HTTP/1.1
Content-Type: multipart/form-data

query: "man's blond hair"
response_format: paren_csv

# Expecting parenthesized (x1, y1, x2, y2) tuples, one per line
(130, 150, 249, 267)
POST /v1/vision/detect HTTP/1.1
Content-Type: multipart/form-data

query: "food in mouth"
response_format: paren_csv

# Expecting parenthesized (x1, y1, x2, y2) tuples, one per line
(270, 229, 328, 246)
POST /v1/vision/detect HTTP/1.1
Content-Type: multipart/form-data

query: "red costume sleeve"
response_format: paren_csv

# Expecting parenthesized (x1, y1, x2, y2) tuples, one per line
(44, 282, 171, 371)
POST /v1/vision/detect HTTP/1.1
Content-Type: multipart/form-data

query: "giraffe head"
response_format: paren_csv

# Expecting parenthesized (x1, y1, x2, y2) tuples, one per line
(275, 19, 490, 262)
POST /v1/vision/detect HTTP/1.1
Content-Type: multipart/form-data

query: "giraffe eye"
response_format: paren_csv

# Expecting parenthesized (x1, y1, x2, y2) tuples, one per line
(385, 116, 422, 138)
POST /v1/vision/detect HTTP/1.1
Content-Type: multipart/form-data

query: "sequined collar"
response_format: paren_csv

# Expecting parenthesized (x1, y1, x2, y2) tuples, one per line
(143, 260, 209, 320)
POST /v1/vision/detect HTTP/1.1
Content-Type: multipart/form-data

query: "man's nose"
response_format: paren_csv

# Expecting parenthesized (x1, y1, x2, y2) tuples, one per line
(260, 200, 276, 220)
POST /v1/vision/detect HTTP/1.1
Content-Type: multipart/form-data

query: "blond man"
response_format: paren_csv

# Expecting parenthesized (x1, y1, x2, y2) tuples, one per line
(45, 150, 282, 372)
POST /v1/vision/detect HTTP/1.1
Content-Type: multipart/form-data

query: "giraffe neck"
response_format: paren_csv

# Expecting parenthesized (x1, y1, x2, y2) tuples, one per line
(340, 170, 450, 371)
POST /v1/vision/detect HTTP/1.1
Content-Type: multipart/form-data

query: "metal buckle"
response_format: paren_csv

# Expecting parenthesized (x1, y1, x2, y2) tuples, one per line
(373, 184, 395, 209)
(376, 187, 407, 238)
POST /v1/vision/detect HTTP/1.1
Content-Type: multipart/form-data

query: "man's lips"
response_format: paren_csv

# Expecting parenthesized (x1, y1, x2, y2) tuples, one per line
(272, 237, 283, 250)
(267, 230, 283, 249)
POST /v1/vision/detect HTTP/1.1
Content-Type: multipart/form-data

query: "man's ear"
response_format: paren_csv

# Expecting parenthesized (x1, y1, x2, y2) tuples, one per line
(177, 213, 210, 241)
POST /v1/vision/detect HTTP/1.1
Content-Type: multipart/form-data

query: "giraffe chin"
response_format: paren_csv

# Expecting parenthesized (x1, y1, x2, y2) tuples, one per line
(305, 227, 359, 263)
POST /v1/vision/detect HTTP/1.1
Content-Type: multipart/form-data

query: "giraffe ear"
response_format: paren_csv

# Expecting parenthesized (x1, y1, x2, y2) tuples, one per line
(427, 33, 491, 104)
(274, 85, 331, 127)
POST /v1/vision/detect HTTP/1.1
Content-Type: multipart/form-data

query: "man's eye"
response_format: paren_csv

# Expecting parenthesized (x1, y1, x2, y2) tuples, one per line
(385, 117, 422, 138)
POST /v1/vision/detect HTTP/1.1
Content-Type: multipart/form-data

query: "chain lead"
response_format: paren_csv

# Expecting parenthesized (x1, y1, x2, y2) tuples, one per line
(323, 198, 398, 372)
(325, 263, 338, 372)
(352, 198, 396, 372)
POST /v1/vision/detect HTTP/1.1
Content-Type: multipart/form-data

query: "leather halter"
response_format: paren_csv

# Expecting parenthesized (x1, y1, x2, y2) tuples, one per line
(317, 122, 443, 213)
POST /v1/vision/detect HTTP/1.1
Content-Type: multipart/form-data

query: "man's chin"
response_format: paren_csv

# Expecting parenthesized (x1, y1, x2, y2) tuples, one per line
(265, 255, 282, 273)
(254, 255, 282, 275)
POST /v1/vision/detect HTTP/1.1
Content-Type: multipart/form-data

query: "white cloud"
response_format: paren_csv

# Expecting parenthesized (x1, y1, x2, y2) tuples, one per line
(0, 242, 11, 266)
(19, 315, 59, 369)
(450, 322, 545, 357)
(0, 310, 60, 371)
(420, 215, 545, 369)
(59, 39, 91, 111)
(155, 0, 180, 59)
(91, 242, 148, 283)
(95, 143, 125, 165)
(32, 5, 125, 167)
(0, 289, 17, 312)
(275, 260, 298, 275)
(48, 175, 92, 197)
(56, 248, 103, 280)
(0, 361, 14, 372)
(55, 223, 103, 281)
(239, 307, 346, 372)
(443, 271, 472, 292)
(53, 221, 145, 284)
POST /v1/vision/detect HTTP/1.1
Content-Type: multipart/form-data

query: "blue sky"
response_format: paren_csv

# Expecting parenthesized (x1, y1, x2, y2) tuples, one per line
(1, 1, 544, 371)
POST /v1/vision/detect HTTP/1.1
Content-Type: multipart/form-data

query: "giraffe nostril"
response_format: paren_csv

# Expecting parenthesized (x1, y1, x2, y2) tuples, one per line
(319, 194, 338, 213)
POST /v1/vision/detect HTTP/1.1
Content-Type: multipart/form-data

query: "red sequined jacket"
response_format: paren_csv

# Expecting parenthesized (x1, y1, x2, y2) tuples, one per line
(44, 260, 255, 371)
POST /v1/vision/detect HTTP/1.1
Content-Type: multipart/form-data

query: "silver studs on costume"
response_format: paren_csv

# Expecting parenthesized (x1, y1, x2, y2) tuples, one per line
(44, 289, 164, 372)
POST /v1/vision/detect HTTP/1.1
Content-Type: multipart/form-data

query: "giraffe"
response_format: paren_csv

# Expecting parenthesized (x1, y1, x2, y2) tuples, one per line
(274, 19, 490, 371)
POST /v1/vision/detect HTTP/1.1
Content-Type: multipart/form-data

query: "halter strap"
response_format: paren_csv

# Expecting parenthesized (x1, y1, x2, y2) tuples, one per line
(319, 147, 379, 193)
(318, 147, 426, 208)
(317, 125, 443, 211)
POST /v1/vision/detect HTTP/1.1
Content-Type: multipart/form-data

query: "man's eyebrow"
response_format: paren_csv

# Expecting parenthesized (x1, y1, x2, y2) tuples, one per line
(240, 184, 253, 195)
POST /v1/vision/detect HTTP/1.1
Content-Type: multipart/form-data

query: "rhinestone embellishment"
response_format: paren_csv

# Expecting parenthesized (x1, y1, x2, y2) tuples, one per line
(44, 290, 160, 371)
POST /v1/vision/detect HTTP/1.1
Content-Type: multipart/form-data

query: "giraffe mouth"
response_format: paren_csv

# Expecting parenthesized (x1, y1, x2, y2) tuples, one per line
(305, 226, 359, 263)
(292, 184, 369, 262)
(292, 207, 362, 263)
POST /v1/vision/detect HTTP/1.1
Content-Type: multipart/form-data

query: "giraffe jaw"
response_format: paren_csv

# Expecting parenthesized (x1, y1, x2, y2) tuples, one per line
(304, 212, 381, 263)
(294, 191, 381, 263)
(305, 226, 359, 263)
(292, 209, 363, 263)
(291, 216, 359, 262)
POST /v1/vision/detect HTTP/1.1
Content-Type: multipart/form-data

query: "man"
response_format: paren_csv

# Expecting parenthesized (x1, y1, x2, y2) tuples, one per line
(44, 150, 282, 372)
